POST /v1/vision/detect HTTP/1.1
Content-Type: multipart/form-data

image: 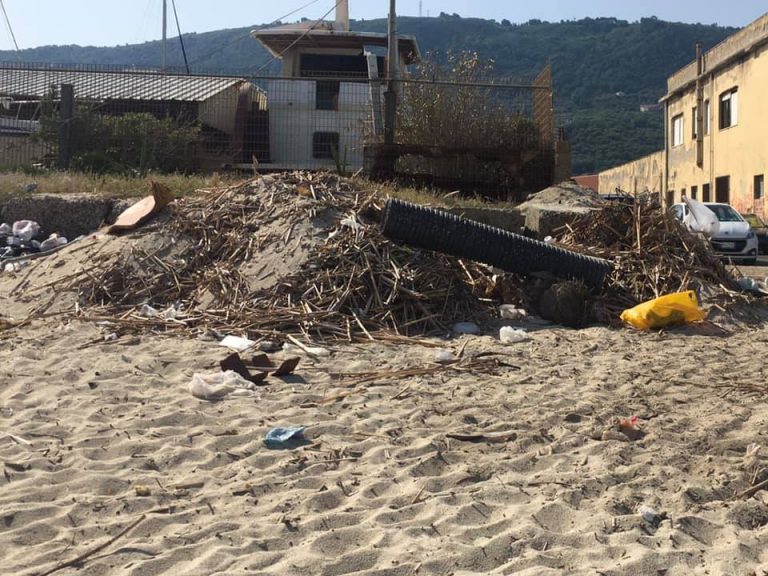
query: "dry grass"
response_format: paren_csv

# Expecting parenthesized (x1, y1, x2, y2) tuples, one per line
(0, 170, 243, 203)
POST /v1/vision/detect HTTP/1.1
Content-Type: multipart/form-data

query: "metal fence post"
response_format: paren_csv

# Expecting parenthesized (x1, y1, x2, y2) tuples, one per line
(58, 83, 74, 169)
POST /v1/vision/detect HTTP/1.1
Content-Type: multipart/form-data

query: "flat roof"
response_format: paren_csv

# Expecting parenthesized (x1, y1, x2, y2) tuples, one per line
(252, 26, 421, 65)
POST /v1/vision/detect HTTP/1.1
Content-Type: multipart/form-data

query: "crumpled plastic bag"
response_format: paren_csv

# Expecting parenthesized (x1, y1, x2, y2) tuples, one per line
(264, 426, 306, 448)
(188, 370, 256, 400)
(620, 291, 706, 330)
(12, 220, 41, 242)
(683, 197, 720, 238)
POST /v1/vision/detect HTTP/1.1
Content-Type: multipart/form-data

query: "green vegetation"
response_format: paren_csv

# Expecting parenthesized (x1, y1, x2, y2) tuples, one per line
(0, 16, 736, 174)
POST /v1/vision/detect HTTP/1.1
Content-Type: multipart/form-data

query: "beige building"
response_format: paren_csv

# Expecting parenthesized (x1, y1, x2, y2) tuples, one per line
(599, 12, 768, 215)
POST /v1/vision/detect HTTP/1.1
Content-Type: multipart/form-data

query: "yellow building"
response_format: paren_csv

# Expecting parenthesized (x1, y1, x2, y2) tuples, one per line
(599, 12, 768, 215)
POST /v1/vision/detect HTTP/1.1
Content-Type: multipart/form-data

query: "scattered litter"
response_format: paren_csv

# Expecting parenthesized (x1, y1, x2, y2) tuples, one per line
(620, 291, 706, 330)
(447, 430, 517, 443)
(220, 352, 267, 385)
(434, 349, 457, 364)
(104, 332, 119, 342)
(746, 443, 761, 460)
(134, 485, 152, 497)
(264, 426, 307, 449)
(738, 277, 768, 295)
(499, 326, 530, 344)
(12, 220, 40, 242)
(140, 303, 180, 320)
(258, 340, 281, 352)
(638, 504, 665, 525)
(3, 261, 29, 274)
(499, 305, 527, 321)
(282, 342, 331, 358)
(617, 415, 644, 441)
(453, 322, 480, 335)
(219, 335, 256, 352)
(188, 370, 256, 400)
(105, 180, 174, 234)
(0, 223, 11, 235)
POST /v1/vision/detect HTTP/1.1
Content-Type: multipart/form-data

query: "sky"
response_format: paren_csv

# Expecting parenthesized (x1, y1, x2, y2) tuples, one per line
(1, 0, 766, 50)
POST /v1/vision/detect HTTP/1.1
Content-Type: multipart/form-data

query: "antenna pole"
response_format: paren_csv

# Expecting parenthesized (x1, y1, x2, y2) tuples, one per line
(162, 0, 168, 71)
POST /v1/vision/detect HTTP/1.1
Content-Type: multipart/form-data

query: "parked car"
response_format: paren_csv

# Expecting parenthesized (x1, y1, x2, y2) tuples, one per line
(670, 202, 758, 264)
(741, 213, 768, 254)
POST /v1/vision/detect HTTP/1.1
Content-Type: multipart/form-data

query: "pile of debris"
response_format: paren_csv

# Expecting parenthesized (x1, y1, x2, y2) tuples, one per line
(73, 173, 493, 338)
(57, 173, 749, 337)
(1, 219, 68, 265)
(556, 194, 744, 322)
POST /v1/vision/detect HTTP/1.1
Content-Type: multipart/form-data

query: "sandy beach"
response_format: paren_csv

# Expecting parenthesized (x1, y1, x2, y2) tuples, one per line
(1, 177, 768, 576)
(2, 300, 768, 575)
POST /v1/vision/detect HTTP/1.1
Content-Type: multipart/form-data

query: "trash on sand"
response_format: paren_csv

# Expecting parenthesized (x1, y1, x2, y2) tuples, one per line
(746, 443, 761, 460)
(38, 235, 67, 252)
(0, 223, 11, 235)
(140, 303, 180, 320)
(219, 335, 256, 352)
(105, 180, 174, 234)
(620, 291, 706, 330)
(453, 322, 480, 335)
(638, 504, 664, 525)
(134, 485, 152, 497)
(447, 430, 517, 443)
(4, 261, 29, 274)
(499, 326, 530, 344)
(264, 426, 306, 449)
(617, 415, 644, 441)
(499, 305, 527, 321)
(220, 352, 268, 385)
(249, 353, 301, 377)
(282, 342, 331, 358)
(188, 370, 256, 400)
(220, 352, 300, 384)
(434, 349, 457, 364)
(737, 277, 768, 295)
(12, 220, 40, 242)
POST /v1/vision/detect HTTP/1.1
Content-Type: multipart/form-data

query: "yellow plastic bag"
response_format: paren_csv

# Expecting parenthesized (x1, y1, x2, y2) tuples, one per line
(620, 291, 706, 330)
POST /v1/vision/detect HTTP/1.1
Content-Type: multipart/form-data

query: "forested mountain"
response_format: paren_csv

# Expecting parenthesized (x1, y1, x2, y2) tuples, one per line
(0, 15, 737, 173)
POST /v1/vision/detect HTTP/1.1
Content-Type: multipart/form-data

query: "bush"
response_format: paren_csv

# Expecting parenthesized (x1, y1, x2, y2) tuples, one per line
(68, 112, 201, 174)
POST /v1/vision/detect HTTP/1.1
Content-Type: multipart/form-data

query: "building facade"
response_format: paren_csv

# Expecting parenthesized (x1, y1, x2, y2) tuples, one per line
(599, 12, 768, 214)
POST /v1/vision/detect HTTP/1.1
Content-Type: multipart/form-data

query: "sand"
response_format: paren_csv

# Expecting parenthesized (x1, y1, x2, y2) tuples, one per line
(2, 303, 768, 575)
(1, 185, 768, 575)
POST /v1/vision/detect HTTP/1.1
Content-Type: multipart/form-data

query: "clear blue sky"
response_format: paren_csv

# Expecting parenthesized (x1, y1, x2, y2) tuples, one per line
(1, 0, 766, 50)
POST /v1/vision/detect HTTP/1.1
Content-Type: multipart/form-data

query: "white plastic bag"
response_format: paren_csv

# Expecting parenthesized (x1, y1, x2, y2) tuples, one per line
(12, 220, 41, 242)
(499, 326, 530, 344)
(188, 370, 256, 400)
(683, 197, 720, 237)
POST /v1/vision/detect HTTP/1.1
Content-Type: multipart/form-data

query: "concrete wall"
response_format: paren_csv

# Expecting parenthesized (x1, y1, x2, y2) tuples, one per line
(264, 78, 374, 170)
(199, 83, 264, 138)
(665, 37, 768, 214)
(598, 150, 665, 195)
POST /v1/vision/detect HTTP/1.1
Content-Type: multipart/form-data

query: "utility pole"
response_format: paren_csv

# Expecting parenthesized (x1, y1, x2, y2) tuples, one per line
(419, 1, 422, 18)
(384, 0, 399, 145)
(162, 0, 168, 71)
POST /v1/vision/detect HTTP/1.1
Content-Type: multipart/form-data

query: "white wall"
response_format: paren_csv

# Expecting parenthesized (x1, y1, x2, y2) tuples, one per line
(265, 78, 377, 171)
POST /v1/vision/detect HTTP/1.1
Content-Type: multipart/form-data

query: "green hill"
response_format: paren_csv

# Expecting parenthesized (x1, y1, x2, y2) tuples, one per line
(0, 15, 736, 174)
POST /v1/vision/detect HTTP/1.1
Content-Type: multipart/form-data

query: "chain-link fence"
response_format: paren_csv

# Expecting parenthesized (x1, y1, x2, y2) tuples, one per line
(0, 61, 563, 198)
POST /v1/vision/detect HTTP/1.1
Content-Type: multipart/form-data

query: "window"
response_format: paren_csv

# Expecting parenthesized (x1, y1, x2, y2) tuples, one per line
(703, 183, 711, 202)
(756, 175, 765, 200)
(671, 114, 684, 147)
(704, 100, 710, 135)
(312, 131, 340, 159)
(316, 80, 340, 111)
(719, 88, 738, 129)
(692, 106, 698, 138)
(715, 176, 730, 204)
(690, 185, 698, 200)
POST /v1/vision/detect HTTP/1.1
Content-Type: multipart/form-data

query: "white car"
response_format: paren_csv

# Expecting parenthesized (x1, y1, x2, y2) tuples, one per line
(670, 202, 758, 264)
